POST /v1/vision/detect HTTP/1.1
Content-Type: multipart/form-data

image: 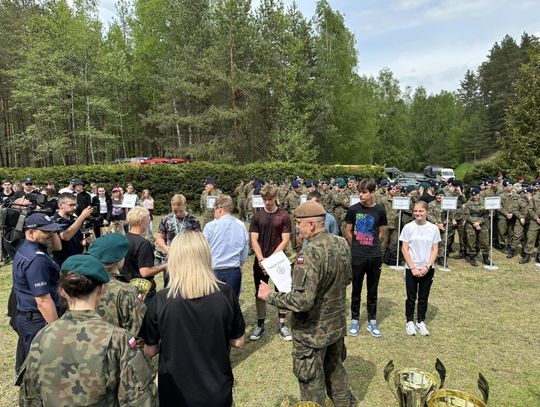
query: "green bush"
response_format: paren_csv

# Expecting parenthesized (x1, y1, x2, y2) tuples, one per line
(0, 162, 384, 214)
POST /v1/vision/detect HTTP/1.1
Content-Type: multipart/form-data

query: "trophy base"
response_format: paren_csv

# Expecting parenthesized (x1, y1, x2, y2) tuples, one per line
(483, 265, 499, 270)
(390, 265, 405, 271)
(438, 267, 451, 272)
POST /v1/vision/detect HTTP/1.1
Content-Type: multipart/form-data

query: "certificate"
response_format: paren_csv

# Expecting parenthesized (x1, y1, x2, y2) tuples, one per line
(484, 196, 501, 210)
(252, 195, 264, 208)
(300, 195, 307, 204)
(349, 195, 360, 206)
(207, 196, 216, 209)
(392, 197, 411, 210)
(121, 194, 137, 208)
(260, 251, 292, 293)
(441, 197, 458, 210)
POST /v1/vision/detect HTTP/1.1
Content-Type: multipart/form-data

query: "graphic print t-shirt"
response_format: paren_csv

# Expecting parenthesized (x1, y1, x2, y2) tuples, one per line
(345, 203, 387, 259)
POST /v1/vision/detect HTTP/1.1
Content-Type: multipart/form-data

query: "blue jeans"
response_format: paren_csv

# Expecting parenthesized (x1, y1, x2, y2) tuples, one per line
(214, 267, 242, 297)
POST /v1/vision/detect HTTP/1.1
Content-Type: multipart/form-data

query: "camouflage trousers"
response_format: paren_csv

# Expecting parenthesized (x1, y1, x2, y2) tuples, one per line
(292, 337, 356, 407)
(465, 223, 489, 256)
(448, 220, 466, 253)
(498, 217, 516, 249)
(524, 222, 540, 254)
(381, 227, 398, 255)
(202, 209, 214, 229)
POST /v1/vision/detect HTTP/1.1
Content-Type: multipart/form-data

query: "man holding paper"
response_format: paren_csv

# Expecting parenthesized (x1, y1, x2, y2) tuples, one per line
(258, 200, 355, 406)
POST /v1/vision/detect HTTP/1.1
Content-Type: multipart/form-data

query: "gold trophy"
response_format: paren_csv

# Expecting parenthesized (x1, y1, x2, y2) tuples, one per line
(384, 359, 446, 407)
(427, 373, 489, 407)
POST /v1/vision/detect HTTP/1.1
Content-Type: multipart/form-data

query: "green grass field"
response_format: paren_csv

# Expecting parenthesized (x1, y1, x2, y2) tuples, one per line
(1, 246, 539, 406)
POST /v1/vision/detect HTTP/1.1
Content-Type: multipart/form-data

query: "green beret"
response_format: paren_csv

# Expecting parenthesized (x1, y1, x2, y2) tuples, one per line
(436, 188, 445, 195)
(295, 200, 326, 218)
(88, 233, 129, 264)
(420, 182, 430, 189)
(348, 175, 356, 181)
(61, 255, 110, 283)
(405, 185, 417, 193)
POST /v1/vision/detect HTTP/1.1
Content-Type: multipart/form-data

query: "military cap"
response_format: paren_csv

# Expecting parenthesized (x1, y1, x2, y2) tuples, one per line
(436, 188, 445, 195)
(291, 180, 301, 189)
(387, 182, 396, 189)
(448, 178, 460, 187)
(72, 178, 84, 186)
(88, 233, 129, 264)
(502, 179, 513, 187)
(429, 180, 440, 188)
(22, 176, 33, 185)
(295, 200, 326, 218)
(379, 179, 388, 186)
(420, 181, 430, 189)
(524, 187, 534, 194)
(405, 185, 416, 193)
(60, 254, 110, 283)
(335, 178, 346, 188)
(306, 180, 315, 188)
(321, 179, 329, 185)
(522, 181, 530, 187)
(25, 213, 61, 231)
(532, 180, 540, 186)
(204, 177, 216, 185)
(470, 187, 481, 196)
(348, 176, 356, 181)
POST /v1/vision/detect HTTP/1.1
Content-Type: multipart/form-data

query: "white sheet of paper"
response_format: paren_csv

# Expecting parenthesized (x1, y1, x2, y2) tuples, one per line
(350, 195, 360, 206)
(121, 194, 137, 208)
(441, 197, 458, 210)
(484, 196, 501, 210)
(207, 196, 216, 209)
(252, 195, 264, 208)
(300, 195, 307, 204)
(260, 251, 292, 293)
(392, 197, 411, 210)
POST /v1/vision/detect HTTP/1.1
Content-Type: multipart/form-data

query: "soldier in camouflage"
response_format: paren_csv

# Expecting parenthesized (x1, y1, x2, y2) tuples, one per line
(258, 200, 356, 407)
(428, 189, 446, 266)
(521, 188, 540, 264)
(381, 183, 400, 264)
(200, 177, 222, 228)
(445, 179, 467, 259)
(18, 255, 156, 406)
(234, 180, 245, 220)
(331, 178, 349, 236)
(88, 233, 146, 336)
(497, 179, 520, 258)
(463, 188, 490, 267)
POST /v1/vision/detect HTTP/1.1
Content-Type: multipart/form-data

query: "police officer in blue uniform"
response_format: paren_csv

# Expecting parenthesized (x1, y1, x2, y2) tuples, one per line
(12, 213, 62, 373)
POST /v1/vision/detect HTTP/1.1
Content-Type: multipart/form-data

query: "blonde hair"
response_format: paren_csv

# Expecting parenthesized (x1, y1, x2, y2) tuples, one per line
(127, 206, 150, 227)
(167, 231, 219, 300)
(261, 184, 277, 198)
(171, 193, 187, 206)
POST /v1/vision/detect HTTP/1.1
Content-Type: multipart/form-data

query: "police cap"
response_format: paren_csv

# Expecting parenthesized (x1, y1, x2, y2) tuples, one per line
(88, 233, 129, 265)
(25, 213, 61, 232)
(61, 254, 110, 283)
(295, 200, 326, 219)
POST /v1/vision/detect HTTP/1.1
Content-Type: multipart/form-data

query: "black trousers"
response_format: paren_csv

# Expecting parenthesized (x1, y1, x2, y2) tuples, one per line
(350, 256, 382, 321)
(15, 312, 46, 373)
(405, 267, 435, 322)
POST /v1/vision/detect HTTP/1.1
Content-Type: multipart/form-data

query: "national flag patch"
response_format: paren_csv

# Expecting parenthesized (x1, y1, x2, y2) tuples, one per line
(137, 293, 144, 302)
(128, 337, 137, 348)
(296, 257, 304, 265)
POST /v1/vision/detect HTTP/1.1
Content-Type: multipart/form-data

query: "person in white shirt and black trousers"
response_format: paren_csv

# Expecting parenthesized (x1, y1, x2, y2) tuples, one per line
(399, 200, 441, 336)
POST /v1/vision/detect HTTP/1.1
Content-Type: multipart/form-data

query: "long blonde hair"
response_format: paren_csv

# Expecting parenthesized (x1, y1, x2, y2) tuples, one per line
(167, 231, 219, 300)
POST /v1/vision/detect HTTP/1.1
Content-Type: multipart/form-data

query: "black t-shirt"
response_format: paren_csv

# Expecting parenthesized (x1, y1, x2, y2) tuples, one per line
(345, 202, 387, 259)
(0, 190, 14, 203)
(248, 208, 291, 257)
(420, 192, 435, 204)
(139, 282, 245, 407)
(52, 214, 84, 266)
(76, 191, 92, 216)
(121, 232, 155, 282)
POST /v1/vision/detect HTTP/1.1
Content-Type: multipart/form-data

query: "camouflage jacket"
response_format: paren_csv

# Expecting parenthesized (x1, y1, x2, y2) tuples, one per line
(267, 230, 352, 348)
(157, 212, 201, 246)
(234, 182, 245, 202)
(332, 190, 349, 221)
(428, 200, 444, 225)
(18, 310, 156, 407)
(497, 191, 520, 218)
(463, 199, 488, 225)
(96, 274, 147, 336)
(445, 190, 466, 220)
(528, 194, 540, 223)
(200, 188, 222, 213)
(383, 196, 398, 228)
(283, 190, 302, 214)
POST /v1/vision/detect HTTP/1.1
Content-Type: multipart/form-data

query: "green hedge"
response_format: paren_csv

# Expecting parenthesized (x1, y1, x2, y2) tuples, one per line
(0, 162, 384, 215)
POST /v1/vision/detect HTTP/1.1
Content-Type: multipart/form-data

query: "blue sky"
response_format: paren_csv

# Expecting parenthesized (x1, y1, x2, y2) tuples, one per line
(97, 0, 540, 94)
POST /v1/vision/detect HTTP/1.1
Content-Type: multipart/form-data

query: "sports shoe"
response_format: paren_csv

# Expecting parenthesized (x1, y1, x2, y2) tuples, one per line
(415, 321, 430, 336)
(367, 320, 381, 337)
(249, 324, 265, 341)
(279, 325, 292, 341)
(349, 320, 360, 337)
(406, 321, 416, 336)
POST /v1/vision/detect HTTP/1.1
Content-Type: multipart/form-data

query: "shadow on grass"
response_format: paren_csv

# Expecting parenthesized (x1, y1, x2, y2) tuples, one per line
(375, 296, 398, 326)
(424, 304, 439, 324)
(346, 354, 377, 403)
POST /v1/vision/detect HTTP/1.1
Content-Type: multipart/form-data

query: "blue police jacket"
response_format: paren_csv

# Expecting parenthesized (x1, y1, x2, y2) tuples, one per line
(12, 240, 60, 312)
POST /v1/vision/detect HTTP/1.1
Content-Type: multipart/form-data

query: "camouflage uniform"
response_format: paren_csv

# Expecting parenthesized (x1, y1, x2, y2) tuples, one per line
(463, 198, 489, 259)
(277, 183, 290, 208)
(374, 187, 387, 206)
(267, 230, 355, 407)
(428, 199, 446, 259)
(497, 190, 520, 251)
(18, 310, 156, 406)
(524, 194, 540, 259)
(320, 188, 333, 212)
(332, 190, 350, 236)
(512, 192, 530, 252)
(96, 273, 147, 337)
(234, 181, 245, 220)
(382, 195, 399, 259)
(243, 181, 254, 221)
(446, 190, 467, 255)
(200, 188, 222, 228)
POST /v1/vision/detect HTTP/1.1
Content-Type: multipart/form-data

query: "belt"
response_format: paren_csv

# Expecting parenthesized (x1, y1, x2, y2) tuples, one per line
(214, 267, 241, 272)
(16, 310, 43, 319)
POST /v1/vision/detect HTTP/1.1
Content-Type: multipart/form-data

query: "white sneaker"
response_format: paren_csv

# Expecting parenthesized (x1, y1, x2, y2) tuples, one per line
(406, 321, 416, 336)
(415, 321, 430, 336)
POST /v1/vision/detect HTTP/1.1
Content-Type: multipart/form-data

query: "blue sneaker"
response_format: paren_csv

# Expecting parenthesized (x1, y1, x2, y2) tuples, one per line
(349, 320, 360, 337)
(367, 320, 381, 337)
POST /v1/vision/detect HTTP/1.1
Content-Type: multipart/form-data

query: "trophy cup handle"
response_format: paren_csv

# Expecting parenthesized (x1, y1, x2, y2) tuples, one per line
(383, 360, 397, 395)
(435, 358, 446, 388)
(478, 373, 489, 404)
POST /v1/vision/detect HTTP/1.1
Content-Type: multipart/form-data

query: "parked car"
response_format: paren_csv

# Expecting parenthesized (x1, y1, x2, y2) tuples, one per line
(384, 167, 404, 181)
(424, 165, 443, 179)
(440, 168, 455, 182)
(403, 172, 426, 181)
(395, 178, 420, 188)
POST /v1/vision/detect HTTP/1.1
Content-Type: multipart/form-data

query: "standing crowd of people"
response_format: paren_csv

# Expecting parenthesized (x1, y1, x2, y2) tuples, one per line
(2, 171, 539, 406)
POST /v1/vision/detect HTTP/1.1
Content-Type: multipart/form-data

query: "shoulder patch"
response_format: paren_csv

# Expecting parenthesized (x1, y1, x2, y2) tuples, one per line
(35, 251, 46, 256)
(128, 336, 137, 348)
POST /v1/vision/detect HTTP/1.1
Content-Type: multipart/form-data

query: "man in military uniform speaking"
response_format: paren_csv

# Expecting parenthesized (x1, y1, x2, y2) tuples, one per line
(258, 200, 356, 406)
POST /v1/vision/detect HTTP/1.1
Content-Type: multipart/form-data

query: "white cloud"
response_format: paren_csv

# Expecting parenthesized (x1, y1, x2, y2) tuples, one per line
(394, 0, 433, 11)
(423, 0, 511, 21)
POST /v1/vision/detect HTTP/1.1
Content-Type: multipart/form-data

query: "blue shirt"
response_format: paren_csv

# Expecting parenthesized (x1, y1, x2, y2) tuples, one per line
(13, 240, 60, 312)
(203, 214, 249, 269)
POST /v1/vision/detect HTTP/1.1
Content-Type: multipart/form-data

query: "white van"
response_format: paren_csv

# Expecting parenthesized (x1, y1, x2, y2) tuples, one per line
(441, 168, 455, 181)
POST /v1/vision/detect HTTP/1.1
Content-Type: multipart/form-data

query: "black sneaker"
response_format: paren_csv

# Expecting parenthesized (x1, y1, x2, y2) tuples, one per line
(249, 325, 265, 341)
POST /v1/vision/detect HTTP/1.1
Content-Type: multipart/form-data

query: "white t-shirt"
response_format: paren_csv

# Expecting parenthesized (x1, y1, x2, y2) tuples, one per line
(399, 221, 441, 268)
